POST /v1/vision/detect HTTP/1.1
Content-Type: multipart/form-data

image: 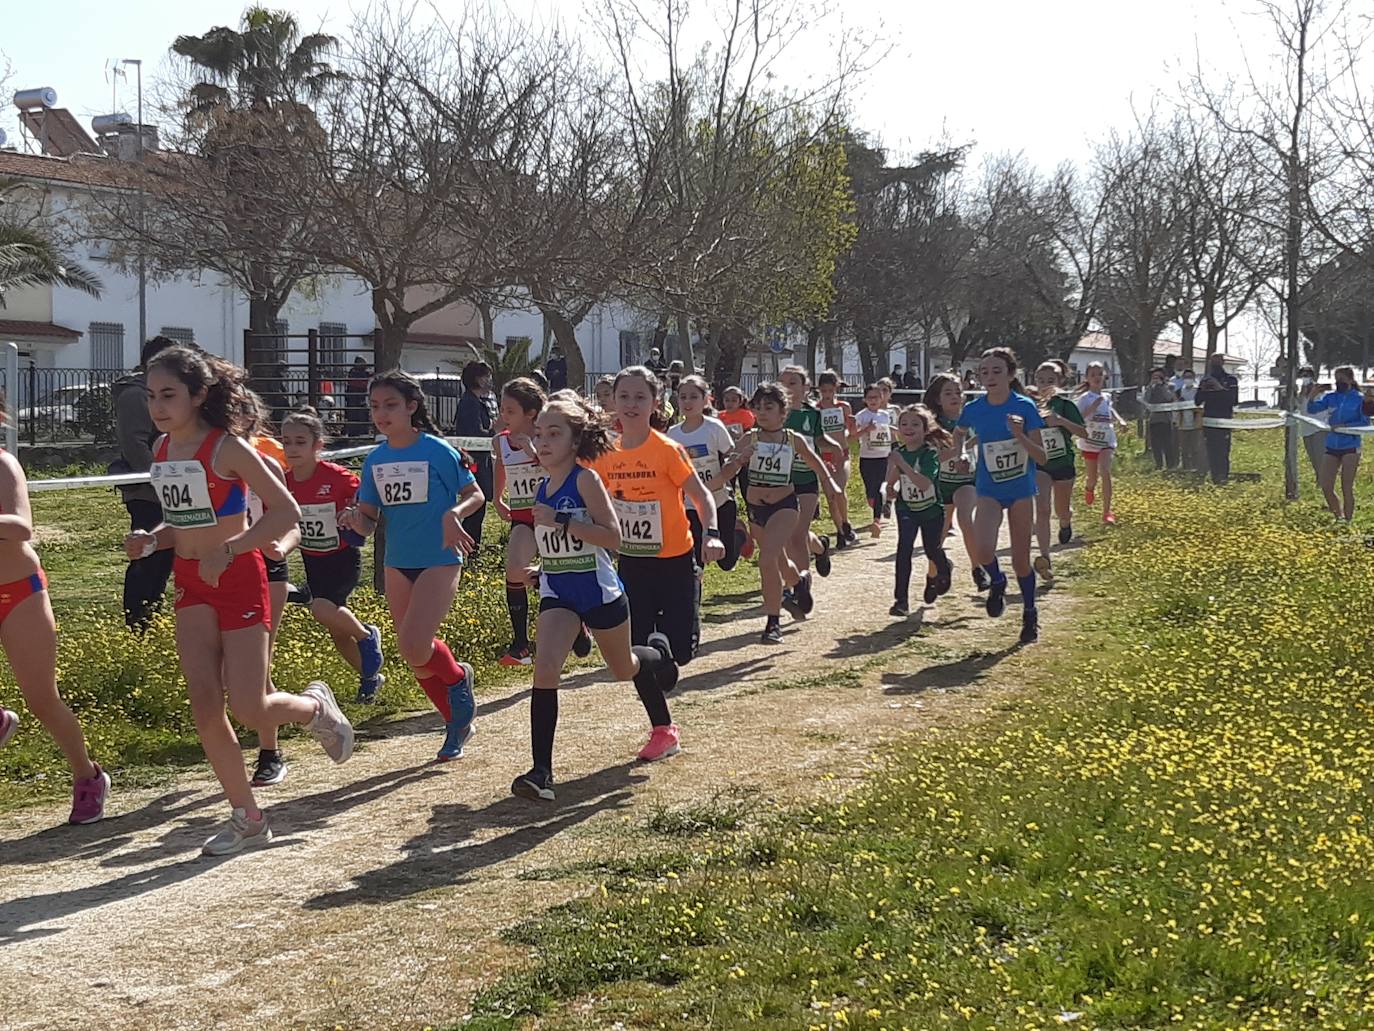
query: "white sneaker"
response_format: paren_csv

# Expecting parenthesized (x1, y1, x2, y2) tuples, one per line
(202, 808, 273, 856)
(303, 681, 354, 764)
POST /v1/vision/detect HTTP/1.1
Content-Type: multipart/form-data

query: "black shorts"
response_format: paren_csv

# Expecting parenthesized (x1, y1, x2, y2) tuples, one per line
(748, 492, 799, 526)
(1327, 447, 1359, 459)
(1037, 463, 1077, 482)
(538, 594, 630, 630)
(263, 556, 289, 583)
(618, 551, 699, 665)
(303, 548, 362, 607)
(792, 479, 820, 496)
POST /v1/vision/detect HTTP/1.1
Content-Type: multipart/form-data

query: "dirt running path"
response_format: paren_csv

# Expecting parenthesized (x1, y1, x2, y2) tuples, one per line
(0, 526, 1079, 1030)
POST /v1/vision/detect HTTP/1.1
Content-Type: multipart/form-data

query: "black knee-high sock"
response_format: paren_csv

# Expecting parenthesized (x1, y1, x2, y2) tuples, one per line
(506, 584, 529, 648)
(531, 688, 558, 773)
(631, 645, 673, 726)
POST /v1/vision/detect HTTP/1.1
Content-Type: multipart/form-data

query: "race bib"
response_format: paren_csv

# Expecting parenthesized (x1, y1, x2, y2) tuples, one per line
(535, 514, 596, 574)
(612, 498, 663, 556)
(820, 407, 845, 433)
(869, 422, 893, 447)
(506, 463, 544, 511)
(372, 461, 429, 506)
(1043, 429, 1069, 462)
(899, 474, 936, 506)
(299, 502, 340, 551)
(748, 441, 794, 487)
(151, 461, 217, 529)
(982, 439, 1028, 483)
(725, 421, 744, 439)
(683, 443, 720, 488)
(1088, 421, 1113, 447)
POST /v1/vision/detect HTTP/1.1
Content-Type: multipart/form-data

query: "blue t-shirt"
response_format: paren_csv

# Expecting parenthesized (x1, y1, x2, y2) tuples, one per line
(956, 391, 1045, 500)
(1308, 388, 1369, 451)
(358, 433, 476, 569)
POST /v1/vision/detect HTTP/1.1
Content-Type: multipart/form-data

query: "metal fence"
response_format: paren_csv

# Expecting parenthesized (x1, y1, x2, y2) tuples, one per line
(0, 365, 127, 445)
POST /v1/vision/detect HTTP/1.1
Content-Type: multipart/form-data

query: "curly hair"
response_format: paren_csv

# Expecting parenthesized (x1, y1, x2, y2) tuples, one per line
(147, 345, 260, 436)
(543, 395, 614, 462)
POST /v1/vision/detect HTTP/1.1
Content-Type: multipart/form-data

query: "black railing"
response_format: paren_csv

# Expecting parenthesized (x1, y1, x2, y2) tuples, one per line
(0, 366, 128, 445)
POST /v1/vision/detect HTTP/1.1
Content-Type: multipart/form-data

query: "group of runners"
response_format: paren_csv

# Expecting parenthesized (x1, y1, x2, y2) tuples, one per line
(1, 344, 1134, 855)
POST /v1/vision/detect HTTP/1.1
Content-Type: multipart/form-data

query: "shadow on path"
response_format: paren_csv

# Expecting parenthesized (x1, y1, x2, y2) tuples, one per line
(880, 643, 1020, 696)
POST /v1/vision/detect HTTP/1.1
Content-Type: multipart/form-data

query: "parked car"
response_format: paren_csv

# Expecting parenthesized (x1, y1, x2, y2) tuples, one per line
(17, 383, 114, 439)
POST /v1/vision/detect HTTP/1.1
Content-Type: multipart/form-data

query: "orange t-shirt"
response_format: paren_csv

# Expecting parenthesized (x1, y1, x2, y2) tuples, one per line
(719, 408, 755, 440)
(592, 429, 695, 559)
(253, 435, 287, 470)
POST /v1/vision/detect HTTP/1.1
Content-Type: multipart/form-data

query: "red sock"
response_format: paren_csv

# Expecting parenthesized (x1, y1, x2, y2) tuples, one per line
(418, 675, 452, 721)
(418, 638, 463, 685)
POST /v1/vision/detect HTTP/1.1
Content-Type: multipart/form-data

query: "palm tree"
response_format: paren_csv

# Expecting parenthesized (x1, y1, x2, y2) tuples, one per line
(172, 6, 345, 120)
(0, 180, 102, 304)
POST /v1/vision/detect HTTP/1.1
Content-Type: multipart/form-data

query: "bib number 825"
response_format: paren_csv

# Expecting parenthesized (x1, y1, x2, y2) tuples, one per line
(383, 481, 414, 504)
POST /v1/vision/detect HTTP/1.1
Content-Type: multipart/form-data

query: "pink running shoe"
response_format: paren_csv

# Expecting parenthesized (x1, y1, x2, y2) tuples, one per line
(0, 708, 18, 749)
(1084, 487, 1096, 506)
(637, 724, 681, 762)
(69, 763, 110, 825)
(1103, 511, 1117, 526)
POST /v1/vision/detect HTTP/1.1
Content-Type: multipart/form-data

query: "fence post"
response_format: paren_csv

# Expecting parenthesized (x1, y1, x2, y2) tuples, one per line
(3, 343, 16, 455)
(307, 328, 320, 409)
(26, 361, 36, 448)
(242, 327, 253, 374)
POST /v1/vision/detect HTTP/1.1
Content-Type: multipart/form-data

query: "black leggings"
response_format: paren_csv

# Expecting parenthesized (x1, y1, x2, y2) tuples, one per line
(687, 499, 740, 572)
(860, 456, 888, 519)
(894, 506, 948, 603)
(617, 551, 700, 665)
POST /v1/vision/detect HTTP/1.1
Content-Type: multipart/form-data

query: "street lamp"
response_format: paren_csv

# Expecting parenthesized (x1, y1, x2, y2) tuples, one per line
(121, 59, 145, 350)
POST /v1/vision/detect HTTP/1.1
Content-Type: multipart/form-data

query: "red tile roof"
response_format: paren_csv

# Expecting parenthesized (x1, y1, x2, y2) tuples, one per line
(0, 149, 128, 188)
(1076, 330, 1243, 364)
(0, 319, 82, 341)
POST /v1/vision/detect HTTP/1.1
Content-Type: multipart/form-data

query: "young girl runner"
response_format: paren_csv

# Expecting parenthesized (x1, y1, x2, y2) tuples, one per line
(876, 377, 901, 521)
(1306, 366, 1370, 522)
(592, 366, 724, 759)
(724, 383, 842, 642)
(854, 384, 896, 537)
(885, 404, 953, 616)
(338, 370, 482, 762)
(816, 370, 857, 546)
(667, 376, 742, 573)
(779, 366, 844, 587)
(924, 374, 984, 590)
(1075, 361, 1128, 525)
(950, 347, 1048, 646)
(125, 346, 353, 855)
(493, 378, 546, 667)
(1031, 360, 1087, 580)
(512, 395, 681, 800)
(718, 386, 755, 441)
(0, 419, 110, 825)
(281, 408, 385, 702)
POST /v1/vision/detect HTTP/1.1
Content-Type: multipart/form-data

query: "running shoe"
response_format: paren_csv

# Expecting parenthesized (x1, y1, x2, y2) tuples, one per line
(202, 808, 272, 857)
(795, 572, 815, 615)
(286, 581, 312, 607)
(512, 767, 555, 801)
(303, 681, 354, 764)
(882, 501, 892, 520)
(1103, 511, 1117, 526)
(437, 720, 475, 762)
(356, 672, 384, 705)
(358, 624, 385, 680)
(637, 723, 681, 762)
(738, 526, 756, 560)
(834, 532, 848, 551)
(870, 520, 882, 539)
(815, 536, 832, 577)
(889, 600, 909, 617)
(572, 625, 592, 658)
(1058, 524, 1073, 545)
(923, 576, 939, 605)
(986, 575, 1007, 618)
(1020, 607, 1040, 645)
(250, 749, 287, 787)
(761, 617, 783, 644)
(935, 556, 953, 596)
(438, 662, 477, 761)
(1084, 487, 1095, 506)
(68, 764, 110, 825)
(0, 708, 18, 749)
(499, 646, 533, 667)
(1033, 555, 1054, 582)
(843, 523, 858, 544)
(645, 632, 680, 693)
(972, 566, 989, 592)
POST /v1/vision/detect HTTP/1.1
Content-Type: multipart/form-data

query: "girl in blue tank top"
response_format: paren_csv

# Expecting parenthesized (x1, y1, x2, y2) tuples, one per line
(511, 395, 679, 804)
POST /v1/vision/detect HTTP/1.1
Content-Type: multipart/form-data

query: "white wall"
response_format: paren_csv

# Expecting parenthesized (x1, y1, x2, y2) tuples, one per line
(490, 294, 662, 376)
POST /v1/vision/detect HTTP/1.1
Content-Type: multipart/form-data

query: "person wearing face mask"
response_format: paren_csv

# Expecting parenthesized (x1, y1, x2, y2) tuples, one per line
(1195, 356, 1239, 484)
(1305, 366, 1369, 522)
(1176, 369, 1199, 470)
(1144, 368, 1179, 471)
(1294, 366, 1328, 485)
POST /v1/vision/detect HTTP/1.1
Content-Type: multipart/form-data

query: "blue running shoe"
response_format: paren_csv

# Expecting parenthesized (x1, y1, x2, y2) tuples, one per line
(437, 663, 476, 761)
(359, 624, 384, 680)
(356, 672, 384, 705)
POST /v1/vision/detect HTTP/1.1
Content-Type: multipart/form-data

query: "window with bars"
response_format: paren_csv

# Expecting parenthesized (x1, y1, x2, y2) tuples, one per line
(159, 326, 195, 347)
(89, 322, 125, 370)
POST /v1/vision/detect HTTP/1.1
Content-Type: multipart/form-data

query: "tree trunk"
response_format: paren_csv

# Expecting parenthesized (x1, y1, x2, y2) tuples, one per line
(542, 308, 587, 393)
(854, 322, 881, 385)
(823, 323, 839, 373)
(1205, 320, 1222, 362)
(805, 324, 822, 376)
(1180, 316, 1196, 372)
(651, 315, 669, 359)
(478, 301, 495, 349)
(676, 313, 694, 373)
(701, 321, 720, 378)
(711, 323, 748, 394)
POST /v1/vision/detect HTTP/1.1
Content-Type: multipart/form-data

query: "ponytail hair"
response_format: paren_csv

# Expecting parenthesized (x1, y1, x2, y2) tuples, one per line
(502, 376, 547, 416)
(283, 405, 328, 444)
(545, 394, 614, 462)
(147, 345, 260, 437)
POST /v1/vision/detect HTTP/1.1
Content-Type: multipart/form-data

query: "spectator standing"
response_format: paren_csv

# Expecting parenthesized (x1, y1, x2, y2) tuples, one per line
(890, 363, 904, 384)
(345, 356, 371, 437)
(1195, 356, 1239, 484)
(1295, 366, 1327, 485)
(1176, 369, 1200, 469)
(546, 346, 568, 392)
(111, 335, 178, 630)
(1168, 356, 1189, 394)
(1144, 368, 1179, 470)
(454, 360, 499, 552)
(645, 347, 667, 376)
(1306, 366, 1369, 522)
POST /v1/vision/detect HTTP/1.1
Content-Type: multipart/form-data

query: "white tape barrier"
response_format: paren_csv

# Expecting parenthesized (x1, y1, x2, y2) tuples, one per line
(1137, 400, 1374, 435)
(27, 435, 495, 493)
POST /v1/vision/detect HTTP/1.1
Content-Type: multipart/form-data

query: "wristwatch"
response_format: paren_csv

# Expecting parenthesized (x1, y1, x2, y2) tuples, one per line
(705, 528, 722, 539)
(555, 511, 573, 528)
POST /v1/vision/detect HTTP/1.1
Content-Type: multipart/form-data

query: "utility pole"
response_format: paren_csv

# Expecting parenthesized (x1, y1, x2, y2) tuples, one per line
(122, 58, 146, 349)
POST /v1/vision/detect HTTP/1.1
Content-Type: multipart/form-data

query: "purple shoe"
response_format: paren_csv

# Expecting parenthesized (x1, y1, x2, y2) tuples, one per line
(69, 763, 110, 825)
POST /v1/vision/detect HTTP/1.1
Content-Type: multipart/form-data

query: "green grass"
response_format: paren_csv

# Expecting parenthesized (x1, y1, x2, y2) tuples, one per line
(459, 429, 1374, 1030)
